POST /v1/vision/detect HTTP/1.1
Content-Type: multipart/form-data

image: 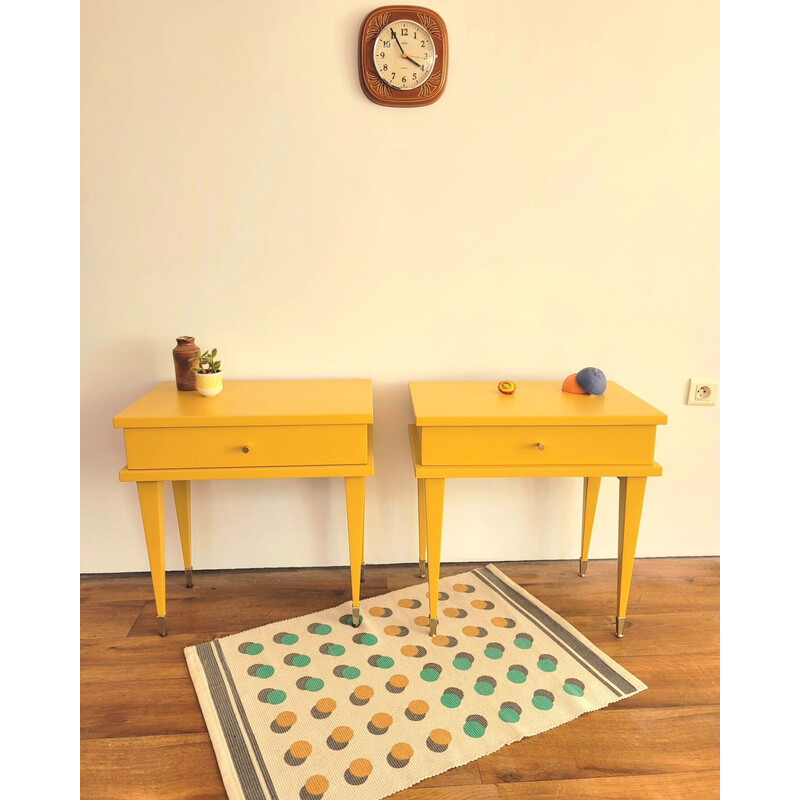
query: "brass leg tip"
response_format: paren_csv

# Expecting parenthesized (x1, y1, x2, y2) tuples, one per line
(185, 568, 194, 588)
(360, 564, 366, 583)
(579, 560, 587, 578)
(419, 560, 427, 579)
(351, 606, 361, 627)
(429, 618, 438, 637)
(615, 617, 625, 638)
(157, 615, 167, 637)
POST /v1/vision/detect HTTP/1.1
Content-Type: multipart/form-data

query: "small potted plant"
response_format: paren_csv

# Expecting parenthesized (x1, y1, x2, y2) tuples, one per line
(191, 348, 223, 397)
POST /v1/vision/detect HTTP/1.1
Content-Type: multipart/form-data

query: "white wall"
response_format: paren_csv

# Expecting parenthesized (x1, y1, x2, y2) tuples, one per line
(81, 0, 719, 574)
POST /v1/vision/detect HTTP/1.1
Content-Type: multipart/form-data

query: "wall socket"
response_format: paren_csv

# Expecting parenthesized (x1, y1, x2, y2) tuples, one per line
(687, 378, 719, 406)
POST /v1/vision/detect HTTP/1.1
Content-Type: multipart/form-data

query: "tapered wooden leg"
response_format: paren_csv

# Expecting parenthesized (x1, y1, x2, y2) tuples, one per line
(423, 478, 445, 637)
(616, 476, 647, 637)
(580, 477, 601, 577)
(136, 481, 167, 636)
(171, 481, 193, 588)
(417, 479, 427, 578)
(345, 476, 366, 627)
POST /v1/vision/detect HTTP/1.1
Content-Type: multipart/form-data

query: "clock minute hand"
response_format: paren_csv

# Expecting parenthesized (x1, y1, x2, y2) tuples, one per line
(390, 27, 406, 56)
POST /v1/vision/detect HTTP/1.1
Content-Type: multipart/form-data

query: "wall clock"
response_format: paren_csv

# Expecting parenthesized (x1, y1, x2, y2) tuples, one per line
(358, 6, 448, 107)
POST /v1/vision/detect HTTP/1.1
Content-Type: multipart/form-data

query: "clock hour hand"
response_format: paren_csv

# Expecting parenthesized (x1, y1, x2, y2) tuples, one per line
(403, 54, 423, 68)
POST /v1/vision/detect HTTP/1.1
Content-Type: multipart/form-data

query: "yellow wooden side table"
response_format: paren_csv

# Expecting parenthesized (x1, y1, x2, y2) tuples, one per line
(114, 379, 373, 636)
(408, 381, 667, 638)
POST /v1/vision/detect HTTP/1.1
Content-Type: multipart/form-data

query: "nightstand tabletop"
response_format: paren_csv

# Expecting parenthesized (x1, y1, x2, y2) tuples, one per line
(114, 379, 374, 428)
(409, 380, 667, 427)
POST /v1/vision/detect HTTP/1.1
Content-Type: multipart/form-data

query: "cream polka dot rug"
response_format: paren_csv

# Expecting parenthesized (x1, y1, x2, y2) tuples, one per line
(185, 564, 646, 800)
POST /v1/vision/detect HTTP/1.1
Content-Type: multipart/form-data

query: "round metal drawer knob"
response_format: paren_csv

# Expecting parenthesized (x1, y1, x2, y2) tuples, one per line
(536, 442, 545, 451)
(241, 446, 251, 454)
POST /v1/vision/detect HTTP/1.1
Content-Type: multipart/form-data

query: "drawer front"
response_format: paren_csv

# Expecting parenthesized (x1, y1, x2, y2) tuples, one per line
(124, 424, 368, 469)
(420, 425, 656, 466)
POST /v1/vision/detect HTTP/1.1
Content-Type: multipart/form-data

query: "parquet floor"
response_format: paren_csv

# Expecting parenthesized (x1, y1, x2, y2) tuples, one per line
(80, 557, 719, 799)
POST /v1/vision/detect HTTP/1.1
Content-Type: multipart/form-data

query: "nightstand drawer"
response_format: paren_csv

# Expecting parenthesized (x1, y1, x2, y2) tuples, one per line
(124, 424, 368, 469)
(419, 425, 656, 466)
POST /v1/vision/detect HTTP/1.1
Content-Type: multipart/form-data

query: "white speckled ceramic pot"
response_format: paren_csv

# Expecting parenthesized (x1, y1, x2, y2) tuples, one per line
(195, 371, 223, 397)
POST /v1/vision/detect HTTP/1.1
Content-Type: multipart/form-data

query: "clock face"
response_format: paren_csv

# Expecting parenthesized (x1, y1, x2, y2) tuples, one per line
(372, 20, 437, 91)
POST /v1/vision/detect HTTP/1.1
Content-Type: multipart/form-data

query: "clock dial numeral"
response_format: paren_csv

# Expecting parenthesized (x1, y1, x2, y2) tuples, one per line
(372, 19, 437, 91)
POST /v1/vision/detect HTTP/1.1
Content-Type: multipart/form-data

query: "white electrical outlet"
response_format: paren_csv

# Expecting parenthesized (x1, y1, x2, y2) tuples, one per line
(687, 378, 719, 406)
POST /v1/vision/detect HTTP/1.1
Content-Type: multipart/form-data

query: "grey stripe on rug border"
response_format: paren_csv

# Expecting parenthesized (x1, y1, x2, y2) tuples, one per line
(471, 567, 638, 696)
(196, 642, 271, 800)
(213, 640, 281, 800)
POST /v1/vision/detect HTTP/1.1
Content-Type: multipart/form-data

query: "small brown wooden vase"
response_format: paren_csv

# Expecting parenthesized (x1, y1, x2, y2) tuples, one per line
(173, 336, 199, 391)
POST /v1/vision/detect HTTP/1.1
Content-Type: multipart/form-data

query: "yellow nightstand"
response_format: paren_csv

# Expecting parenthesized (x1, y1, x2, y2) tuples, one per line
(114, 379, 374, 635)
(408, 381, 667, 638)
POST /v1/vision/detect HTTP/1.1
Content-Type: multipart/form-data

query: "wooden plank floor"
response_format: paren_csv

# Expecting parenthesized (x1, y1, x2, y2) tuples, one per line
(81, 558, 720, 799)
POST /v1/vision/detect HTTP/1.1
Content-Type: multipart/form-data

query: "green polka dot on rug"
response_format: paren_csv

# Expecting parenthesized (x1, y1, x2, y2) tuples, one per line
(319, 643, 346, 657)
(532, 689, 555, 710)
(420, 663, 442, 682)
(333, 665, 361, 679)
(307, 623, 332, 636)
(474, 675, 497, 696)
(368, 655, 395, 669)
(248, 664, 275, 679)
(537, 653, 558, 672)
(440, 687, 463, 708)
(506, 664, 529, 684)
(463, 714, 488, 738)
(499, 701, 522, 723)
(453, 652, 474, 671)
(484, 642, 505, 660)
(257, 688, 286, 705)
(296, 676, 325, 692)
(239, 642, 264, 655)
(513, 633, 533, 649)
(563, 678, 585, 697)
(284, 653, 311, 667)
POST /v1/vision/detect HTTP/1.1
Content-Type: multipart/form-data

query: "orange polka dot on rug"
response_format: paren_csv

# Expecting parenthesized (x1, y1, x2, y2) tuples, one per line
(367, 712, 393, 735)
(270, 711, 297, 734)
(284, 740, 312, 766)
(344, 758, 373, 786)
(326, 725, 354, 750)
(349, 684, 374, 706)
(387, 742, 414, 768)
(386, 674, 409, 693)
(426, 728, 452, 752)
(300, 774, 329, 800)
(405, 699, 430, 721)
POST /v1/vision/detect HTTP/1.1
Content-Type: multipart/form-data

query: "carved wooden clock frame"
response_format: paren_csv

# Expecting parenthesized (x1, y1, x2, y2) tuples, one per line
(358, 6, 448, 107)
